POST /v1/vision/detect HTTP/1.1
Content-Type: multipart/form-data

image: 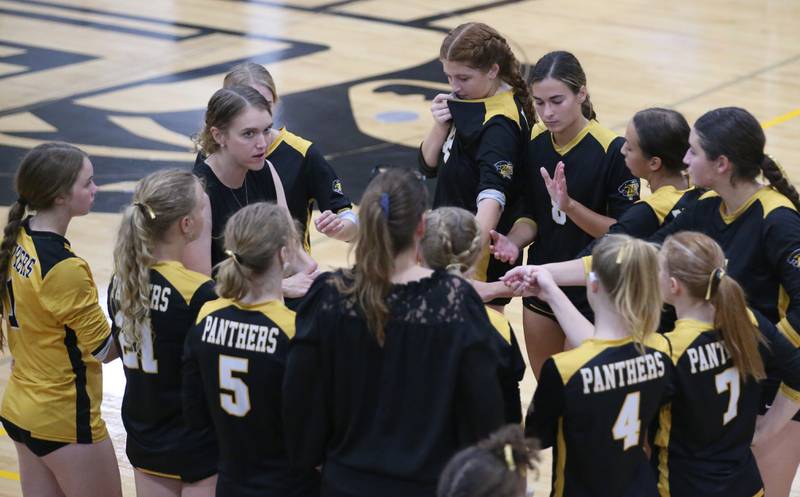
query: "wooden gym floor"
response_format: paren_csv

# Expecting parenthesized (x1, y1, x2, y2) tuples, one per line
(1, 0, 800, 495)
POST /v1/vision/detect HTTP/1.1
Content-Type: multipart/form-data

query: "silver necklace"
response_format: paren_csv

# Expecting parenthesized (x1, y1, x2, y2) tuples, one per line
(228, 175, 249, 208)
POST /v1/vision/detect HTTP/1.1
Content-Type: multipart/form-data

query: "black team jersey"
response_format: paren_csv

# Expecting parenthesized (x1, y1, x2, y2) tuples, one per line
(183, 298, 320, 497)
(1, 219, 112, 443)
(654, 311, 800, 497)
(419, 91, 529, 284)
(193, 154, 279, 267)
(649, 187, 800, 419)
(266, 128, 353, 252)
(109, 261, 218, 481)
(526, 334, 672, 497)
(486, 306, 526, 423)
(282, 270, 505, 497)
(520, 121, 639, 316)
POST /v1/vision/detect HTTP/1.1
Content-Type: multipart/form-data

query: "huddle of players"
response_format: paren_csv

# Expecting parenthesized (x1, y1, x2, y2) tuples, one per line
(1, 19, 800, 497)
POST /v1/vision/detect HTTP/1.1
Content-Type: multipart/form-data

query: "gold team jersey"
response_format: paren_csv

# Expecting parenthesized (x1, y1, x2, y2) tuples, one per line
(1, 219, 111, 443)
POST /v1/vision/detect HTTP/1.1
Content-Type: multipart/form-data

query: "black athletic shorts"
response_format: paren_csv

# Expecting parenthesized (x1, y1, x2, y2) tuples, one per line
(1, 417, 68, 457)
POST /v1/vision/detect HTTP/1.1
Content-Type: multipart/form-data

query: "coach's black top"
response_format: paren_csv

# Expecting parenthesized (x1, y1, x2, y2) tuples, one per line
(654, 311, 800, 497)
(183, 298, 319, 496)
(266, 128, 353, 251)
(526, 334, 672, 497)
(109, 261, 218, 478)
(282, 270, 505, 497)
(192, 153, 279, 267)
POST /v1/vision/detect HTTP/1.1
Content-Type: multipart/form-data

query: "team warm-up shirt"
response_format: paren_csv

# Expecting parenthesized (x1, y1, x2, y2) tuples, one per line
(654, 312, 800, 497)
(108, 260, 218, 473)
(420, 90, 529, 282)
(183, 298, 319, 496)
(520, 120, 639, 312)
(526, 334, 672, 497)
(1, 219, 111, 443)
(649, 187, 800, 362)
(486, 306, 526, 423)
(266, 127, 353, 252)
(193, 153, 279, 267)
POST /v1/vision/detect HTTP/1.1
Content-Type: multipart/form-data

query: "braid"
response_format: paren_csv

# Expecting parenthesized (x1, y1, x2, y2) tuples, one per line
(761, 156, 800, 210)
(447, 229, 482, 275)
(0, 201, 26, 350)
(488, 33, 534, 125)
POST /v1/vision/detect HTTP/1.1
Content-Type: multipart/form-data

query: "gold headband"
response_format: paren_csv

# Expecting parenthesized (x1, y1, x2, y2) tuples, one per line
(705, 267, 725, 300)
(134, 201, 156, 220)
(504, 444, 516, 472)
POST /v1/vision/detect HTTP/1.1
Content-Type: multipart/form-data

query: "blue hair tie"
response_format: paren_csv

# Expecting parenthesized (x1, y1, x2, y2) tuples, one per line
(379, 192, 390, 219)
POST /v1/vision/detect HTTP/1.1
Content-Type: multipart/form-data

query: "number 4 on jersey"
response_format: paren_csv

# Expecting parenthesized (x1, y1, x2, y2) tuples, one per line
(613, 392, 641, 450)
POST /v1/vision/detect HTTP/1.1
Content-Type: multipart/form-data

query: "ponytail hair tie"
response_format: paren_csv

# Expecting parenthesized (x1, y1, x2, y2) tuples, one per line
(705, 267, 726, 300)
(379, 192, 390, 219)
(134, 201, 156, 220)
(224, 249, 243, 265)
(503, 444, 516, 472)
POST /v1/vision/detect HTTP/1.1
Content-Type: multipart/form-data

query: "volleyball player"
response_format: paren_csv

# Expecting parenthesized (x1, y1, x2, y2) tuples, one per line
(524, 235, 671, 497)
(282, 169, 505, 497)
(183, 203, 320, 497)
(420, 207, 526, 423)
(654, 232, 800, 497)
(418, 22, 533, 306)
(437, 425, 538, 497)
(223, 62, 357, 249)
(490, 50, 639, 377)
(0, 143, 122, 497)
(109, 170, 218, 496)
(512, 107, 800, 495)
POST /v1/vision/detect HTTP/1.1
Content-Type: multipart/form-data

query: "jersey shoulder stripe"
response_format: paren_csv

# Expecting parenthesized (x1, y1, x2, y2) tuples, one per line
(585, 120, 618, 153)
(482, 91, 521, 129)
(664, 319, 712, 363)
(642, 186, 694, 225)
(282, 129, 313, 157)
(152, 261, 213, 305)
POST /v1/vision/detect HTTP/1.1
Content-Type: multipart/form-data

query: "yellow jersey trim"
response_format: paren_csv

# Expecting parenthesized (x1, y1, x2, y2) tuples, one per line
(513, 217, 538, 232)
(656, 403, 672, 497)
(486, 307, 512, 344)
(136, 467, 181, 480)
(531, 121, 547, 141)
(479, 91, 520, 129)
(151, 261, 212, 305)
(282, 129, 313, 157)
(474, 244, 490, 282)
(779, 382, 800, 404)
(554, 417, 566, 497)
(642, 185, 694, 225)
(551, 120, 617, 156)
(665, 319, 713, 362)
(582, 256, 592, 278)
(719, 187, 795, 224)
(196, 298, 296, 338)
(265, 127, 288, 156)
(778, 318, 800, 347)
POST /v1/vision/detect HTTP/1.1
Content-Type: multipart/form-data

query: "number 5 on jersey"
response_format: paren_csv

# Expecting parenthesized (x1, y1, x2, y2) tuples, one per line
(613, 392, 641, 450)
(219, 355, 250, 417)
